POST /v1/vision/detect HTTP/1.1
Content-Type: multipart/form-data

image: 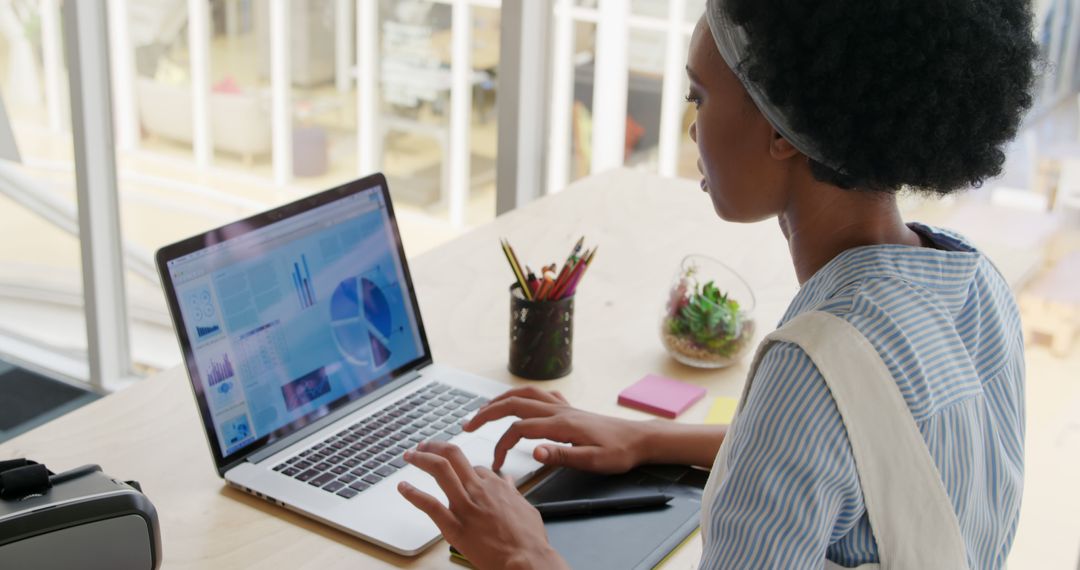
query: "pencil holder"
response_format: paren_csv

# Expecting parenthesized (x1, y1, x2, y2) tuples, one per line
(509, 284, 574, 380)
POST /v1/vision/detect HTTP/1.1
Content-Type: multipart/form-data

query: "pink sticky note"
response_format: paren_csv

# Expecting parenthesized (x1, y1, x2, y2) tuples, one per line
(617, 374, 706, 419)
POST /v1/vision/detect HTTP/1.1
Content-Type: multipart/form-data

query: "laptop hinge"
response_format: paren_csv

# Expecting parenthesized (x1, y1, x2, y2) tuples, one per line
(247, 368, 425, 465)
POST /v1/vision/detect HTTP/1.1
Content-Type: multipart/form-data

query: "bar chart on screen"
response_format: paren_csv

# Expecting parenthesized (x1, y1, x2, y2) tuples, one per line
(206, 354, 235, 387)
(292, 254, 317, 309)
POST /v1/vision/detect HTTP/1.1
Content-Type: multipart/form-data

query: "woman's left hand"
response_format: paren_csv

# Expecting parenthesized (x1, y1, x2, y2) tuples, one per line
(398, 441, 568, 570)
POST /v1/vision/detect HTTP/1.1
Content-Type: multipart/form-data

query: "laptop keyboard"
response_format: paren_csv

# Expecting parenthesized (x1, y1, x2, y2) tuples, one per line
(271, 382, 489, 499)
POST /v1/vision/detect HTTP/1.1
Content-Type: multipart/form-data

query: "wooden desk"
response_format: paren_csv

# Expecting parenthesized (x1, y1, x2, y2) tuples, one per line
(0, 169, 798, 568)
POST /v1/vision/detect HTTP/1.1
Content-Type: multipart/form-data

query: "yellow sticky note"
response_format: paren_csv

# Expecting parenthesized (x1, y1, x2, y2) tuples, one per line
(704, 397, 738, 425)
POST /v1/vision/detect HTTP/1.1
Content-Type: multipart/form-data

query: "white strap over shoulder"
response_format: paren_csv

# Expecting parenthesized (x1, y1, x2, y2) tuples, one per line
(765, 311, 970, 570)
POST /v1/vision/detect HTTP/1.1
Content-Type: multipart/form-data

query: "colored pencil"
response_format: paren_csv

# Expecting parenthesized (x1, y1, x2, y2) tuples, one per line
(501, 239, 533, 300)
(549, 236, 585, 298)
(500, 237, 596, 302)
(559, 259, 588, 300)
(504, 240, 529, 288)
(525, 266, 540, 297)
(550, 257, 581, 300)
(552, 256, 578, 297)
(504, 240, 528, 280)
(536, 265, 557, 301)
(563, 247, 597, 298)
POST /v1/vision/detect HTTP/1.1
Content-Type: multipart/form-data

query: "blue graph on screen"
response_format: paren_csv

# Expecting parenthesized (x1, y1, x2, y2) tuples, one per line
(184, 285, 222, 341)
(206, 353, 235, 386)
(330, 275, 393, 368)
(292, 254, 316, 309)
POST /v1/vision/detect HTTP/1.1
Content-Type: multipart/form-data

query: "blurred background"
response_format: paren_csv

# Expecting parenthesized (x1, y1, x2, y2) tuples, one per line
(0, 1, 1077, 566)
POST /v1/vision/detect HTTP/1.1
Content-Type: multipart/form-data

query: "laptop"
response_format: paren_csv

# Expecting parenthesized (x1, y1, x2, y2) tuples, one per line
(155, 173, 544, 555)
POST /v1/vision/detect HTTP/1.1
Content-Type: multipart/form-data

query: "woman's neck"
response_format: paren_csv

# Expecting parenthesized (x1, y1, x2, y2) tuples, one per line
(778, 178, 924, 285)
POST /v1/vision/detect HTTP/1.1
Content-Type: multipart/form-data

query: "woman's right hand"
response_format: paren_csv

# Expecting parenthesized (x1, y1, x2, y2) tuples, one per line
(462, 387, 650, 474)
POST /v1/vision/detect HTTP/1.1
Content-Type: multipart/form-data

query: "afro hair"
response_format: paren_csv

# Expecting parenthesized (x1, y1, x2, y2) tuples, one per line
(721, 0, 1039, 194)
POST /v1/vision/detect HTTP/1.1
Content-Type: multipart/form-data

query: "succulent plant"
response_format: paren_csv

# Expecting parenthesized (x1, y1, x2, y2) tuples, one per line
(666, 279, 743, 358)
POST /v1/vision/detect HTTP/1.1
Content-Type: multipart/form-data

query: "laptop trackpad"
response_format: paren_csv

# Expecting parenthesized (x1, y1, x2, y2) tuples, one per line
(456, 433, 541, 483)
(468, 415, 542, 450)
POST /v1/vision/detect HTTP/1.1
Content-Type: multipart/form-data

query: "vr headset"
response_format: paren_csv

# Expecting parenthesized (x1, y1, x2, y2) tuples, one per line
(0, 459, 162, 569)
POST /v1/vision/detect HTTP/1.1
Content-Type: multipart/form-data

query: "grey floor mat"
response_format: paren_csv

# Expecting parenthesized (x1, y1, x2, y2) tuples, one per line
(0, 365, 99, 443)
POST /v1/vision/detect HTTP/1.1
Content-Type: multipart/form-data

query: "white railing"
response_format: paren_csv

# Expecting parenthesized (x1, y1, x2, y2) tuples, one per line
(94, 0, 498, 228)
(12, 0, 705, 390)
(541, 0, 699, 194)
(587, 1, 630, 176)
(35, 0, 700, 223)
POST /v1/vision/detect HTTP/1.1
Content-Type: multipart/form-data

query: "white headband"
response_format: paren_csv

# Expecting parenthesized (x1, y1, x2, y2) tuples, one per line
(704, 0, 844, 173)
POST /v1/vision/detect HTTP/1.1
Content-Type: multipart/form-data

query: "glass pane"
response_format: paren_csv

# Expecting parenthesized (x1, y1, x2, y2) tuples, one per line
(377, 0, 499, 227)
(379, 0, 452, 209)
(465, 5, 499, 227)
(560, 17, 692, 181)
(624, 28, 665, 171)
(630, 0, 705, 23)
(630, 0, 665, 17)
(280, 0, 356, 192)
(685, 0, 707, 24)
(207, 0, 273, 178)
(117, 1, 267, 374)
(0, 1, 88, 375)
(130, 0, 195, 162)
(111, 1, 510, 373)
(568, 20, 597, 183)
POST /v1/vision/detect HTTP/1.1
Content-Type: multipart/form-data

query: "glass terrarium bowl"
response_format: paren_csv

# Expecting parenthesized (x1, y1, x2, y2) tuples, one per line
(660, 255, 756, 369)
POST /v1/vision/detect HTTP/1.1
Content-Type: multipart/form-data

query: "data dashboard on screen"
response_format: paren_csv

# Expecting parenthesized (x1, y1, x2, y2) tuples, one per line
(166, 189, 424, 456)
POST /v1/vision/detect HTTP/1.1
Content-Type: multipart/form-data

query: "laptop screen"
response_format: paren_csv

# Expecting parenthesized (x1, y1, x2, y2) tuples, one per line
(160, 177, 430, 468)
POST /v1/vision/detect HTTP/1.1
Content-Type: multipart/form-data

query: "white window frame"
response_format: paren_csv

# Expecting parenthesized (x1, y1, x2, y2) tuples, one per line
(529, 0, 698, 198)
(62, 0, 134, 392)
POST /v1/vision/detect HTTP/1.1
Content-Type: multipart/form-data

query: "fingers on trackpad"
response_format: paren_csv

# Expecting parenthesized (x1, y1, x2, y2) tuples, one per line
(457, 436, 540, 483)
(468, 415, 516, 441)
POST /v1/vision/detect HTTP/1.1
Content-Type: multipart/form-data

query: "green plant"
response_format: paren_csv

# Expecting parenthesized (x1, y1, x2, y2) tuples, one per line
(666, 280, 743, 357)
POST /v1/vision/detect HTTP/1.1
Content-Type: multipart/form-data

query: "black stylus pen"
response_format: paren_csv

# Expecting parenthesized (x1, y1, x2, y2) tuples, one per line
(532, 493, 674, 520)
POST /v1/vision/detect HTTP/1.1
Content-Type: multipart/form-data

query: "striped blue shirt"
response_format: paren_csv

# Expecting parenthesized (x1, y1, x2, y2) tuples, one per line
(700, 224, 1025, 569)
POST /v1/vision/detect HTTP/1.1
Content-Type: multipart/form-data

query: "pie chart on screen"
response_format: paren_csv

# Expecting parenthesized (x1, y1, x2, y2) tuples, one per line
(330, 276, 393, 368)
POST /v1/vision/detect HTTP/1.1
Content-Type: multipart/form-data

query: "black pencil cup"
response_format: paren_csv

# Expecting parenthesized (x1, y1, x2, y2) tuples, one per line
(509, 284, 574, 380)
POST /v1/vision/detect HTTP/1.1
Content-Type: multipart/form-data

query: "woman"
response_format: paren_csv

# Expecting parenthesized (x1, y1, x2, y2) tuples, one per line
(396, 0, 1036, 567)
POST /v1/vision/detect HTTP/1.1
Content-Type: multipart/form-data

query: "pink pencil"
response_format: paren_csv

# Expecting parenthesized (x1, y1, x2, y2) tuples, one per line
(561, 247, 596, 299)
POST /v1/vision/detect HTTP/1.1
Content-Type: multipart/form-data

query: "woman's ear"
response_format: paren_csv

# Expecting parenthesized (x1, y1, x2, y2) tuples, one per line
(769, 131, 801, 160)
